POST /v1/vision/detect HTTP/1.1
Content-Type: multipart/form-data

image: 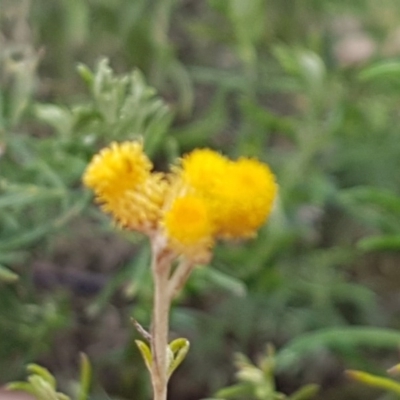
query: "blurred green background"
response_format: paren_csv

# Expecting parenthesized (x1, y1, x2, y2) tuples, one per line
(2, 0, 400, 399)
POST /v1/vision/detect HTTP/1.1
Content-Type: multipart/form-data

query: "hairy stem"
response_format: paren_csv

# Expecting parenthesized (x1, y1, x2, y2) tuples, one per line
(150, 242, 172, 400)
(167, 259, 193, 302)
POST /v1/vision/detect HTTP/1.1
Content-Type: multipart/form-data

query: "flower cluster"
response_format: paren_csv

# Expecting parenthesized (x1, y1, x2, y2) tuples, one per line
(83, 141, 277, 262)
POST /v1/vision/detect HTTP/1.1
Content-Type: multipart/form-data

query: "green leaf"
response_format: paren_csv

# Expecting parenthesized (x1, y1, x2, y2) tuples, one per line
(0, 186, 65, 210)
(76, 63, 94, 88)
(80, 58, 172, 148)
(288, 384, 319, 400)
(0, 224, 60, 251)
(168, 338, 190, 378)
(191, 266, 247, 296)
(339, 186, 400, 216)
(26, 364, 56, 389)
(0, 194, 90, 251)
(0, 250, 28, 264)
(277, 327, 400, 371)
(78, 354, 92, 400)
(135, 340, 152, 373)
(9, 363, 71, 400)
(347, 370, 400, 395)
(34, 104, 73, 137)
(63, 0, 89, 47)
(359, 61, 400, 82)
(214, 383, 252, 399)
(358, 234, 400, 252)
(7, 382, 36, 395)
(171, 89, 227, 148)
(0, 264, 18, 283)
(28, 375, 59, 400)
(273, 46, 326, 94)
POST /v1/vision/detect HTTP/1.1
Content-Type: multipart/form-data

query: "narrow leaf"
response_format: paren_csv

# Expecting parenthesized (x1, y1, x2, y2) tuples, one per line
(0, 264, 18, 283)
(26, 364, 56, 389)
(288, 384, 319, 400)
(135, 340, 152, 373)
(359, 61, 400, 82)
(277, 327, 400, 371)
(168, 338, 190, 378)
(346, 370, 400, 395)
(358, 235, 400, 252)
(214, 383, 251, 399)
(7, 382, 36, 395)
(78, 353, 92, 400)
(77, 63, 94, 88)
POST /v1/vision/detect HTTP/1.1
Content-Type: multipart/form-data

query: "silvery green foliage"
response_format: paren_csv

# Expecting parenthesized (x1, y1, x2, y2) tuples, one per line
(8, 355, 91, 400)
(207, 346, 318, 400)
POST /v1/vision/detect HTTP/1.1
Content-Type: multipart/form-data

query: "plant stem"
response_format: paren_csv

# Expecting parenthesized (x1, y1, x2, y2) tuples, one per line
(167, 259, 193, 302)
(150, 242, 172, 400)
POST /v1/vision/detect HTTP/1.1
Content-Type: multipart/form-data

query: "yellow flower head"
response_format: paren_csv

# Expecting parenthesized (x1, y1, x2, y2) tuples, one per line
(83, 141, 166, 231)
(177, 148, 278, 239)
(83, 141, 151, 197)
(210, 157, 278, 238)
(163, 195, 214, 260)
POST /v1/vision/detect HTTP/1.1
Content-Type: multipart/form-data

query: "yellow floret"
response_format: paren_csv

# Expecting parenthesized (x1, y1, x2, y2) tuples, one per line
(178, 148, 277, 239)
(103, 173, 167, 230)
(163, 195, 214, 258)
(208, 157, 278, 238)
(180, 148, 229, 195)
(83, 141, 152, 199)
(83, 141, 166, 232)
